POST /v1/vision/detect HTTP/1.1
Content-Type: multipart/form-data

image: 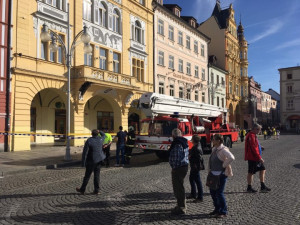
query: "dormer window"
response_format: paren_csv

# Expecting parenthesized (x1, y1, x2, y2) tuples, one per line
(191, 20, 195, 28)
(157, 0, 163, 5)
(174, 8, 180, 17)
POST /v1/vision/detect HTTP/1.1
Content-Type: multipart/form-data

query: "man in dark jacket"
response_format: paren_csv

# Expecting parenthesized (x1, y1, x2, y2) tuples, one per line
(188, 135, 204, 202)
(169, 128, 189, 215)
(125, 126, 135, 165)
(76, 129, 106, 195)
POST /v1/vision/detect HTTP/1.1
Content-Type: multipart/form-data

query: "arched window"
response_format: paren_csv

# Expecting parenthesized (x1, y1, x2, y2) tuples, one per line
(112, 9, 120, 33)
(135, 21, 142, 43)
(96, 2, 107, 27)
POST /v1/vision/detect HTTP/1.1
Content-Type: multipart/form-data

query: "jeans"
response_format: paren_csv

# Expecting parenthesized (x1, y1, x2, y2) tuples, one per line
(116, 144, 125, 165)
(80, 161, 101, 193)
(172, 166, 188, 209)
(189, 170, 203, 199)
(104, 145, 111, 166)
(209, 174, 228, 215)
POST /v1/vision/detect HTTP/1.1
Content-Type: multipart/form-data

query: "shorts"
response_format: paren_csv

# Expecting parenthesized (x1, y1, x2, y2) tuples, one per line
(248, 160, 266, 174)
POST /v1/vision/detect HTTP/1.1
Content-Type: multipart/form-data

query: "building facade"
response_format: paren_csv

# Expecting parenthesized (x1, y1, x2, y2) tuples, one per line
(266, 88, 280, 126)
(208, 56, 227, 118)
(10, 0, 153, 151)
(0, 0, 12, 151)
(279, 66, 300, 131)
(198, 1, 249, 128)
(261, 91, 273, 127)
(248, 76, 262, 128)
(153, 0, 210, 103)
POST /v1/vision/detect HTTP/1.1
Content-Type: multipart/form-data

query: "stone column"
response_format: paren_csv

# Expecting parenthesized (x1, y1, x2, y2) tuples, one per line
(71, 102, 85, 146)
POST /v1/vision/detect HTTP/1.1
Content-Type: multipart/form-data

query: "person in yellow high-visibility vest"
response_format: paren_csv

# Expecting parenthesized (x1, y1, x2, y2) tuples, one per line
(103, 131, 112, 167)
(125, 126, 136, 165)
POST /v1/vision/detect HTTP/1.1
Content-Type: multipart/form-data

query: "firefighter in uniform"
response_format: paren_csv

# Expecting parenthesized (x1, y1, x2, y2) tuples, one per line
(125, 126, 136, 165)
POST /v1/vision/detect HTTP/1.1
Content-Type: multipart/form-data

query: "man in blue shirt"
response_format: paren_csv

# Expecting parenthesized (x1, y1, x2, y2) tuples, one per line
(169, 128, 189, 215)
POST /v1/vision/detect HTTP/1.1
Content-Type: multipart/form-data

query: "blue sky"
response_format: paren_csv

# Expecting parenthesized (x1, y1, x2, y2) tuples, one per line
(164, 0, 300, 93)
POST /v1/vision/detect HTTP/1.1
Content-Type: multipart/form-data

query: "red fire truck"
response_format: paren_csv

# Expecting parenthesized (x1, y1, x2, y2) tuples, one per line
(135, 93, 239, 159)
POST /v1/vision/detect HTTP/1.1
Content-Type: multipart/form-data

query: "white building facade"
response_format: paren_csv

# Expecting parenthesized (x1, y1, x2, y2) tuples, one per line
(153, 1, 210, 103)
(279, 66, 300, 131)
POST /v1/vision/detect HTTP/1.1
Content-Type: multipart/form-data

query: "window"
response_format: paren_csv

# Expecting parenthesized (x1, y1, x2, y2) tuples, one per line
(211, 72, 214, 84)
(287, 85, 293, 93)
(170, 84, 174, 96)
(133, 21, 144, 44)
(132, 58, 144, 82)
(240, 51, 243, 59)
(236, 84, 239, 95)
(167, 55, 174, 69)
(187, 89, 191, 100)
(178, 31, 183, 45)
(287, 74, 292, 79)
(83, 0, 92, 21)
(113, 52, 120, 73)
(201, 44, 205, 56)
(217, 97, 220, 107)
(195, 90, 199, 101)
(244, 68, 247, 76)
(97, 111, 114, 132)
(0, 80, 3, 92)
(241, 85, 244, 97)
(50, 50, 56, 62)
(168, 25, 174, 41)
(41, 42, 47, 60)
(179, 87, 184, 98)
(158, 51, 164, 66)
(202, 92, 205, 102)
(96, 2, 107, 27)
(221, 77, 225, 86)
(159, 82, 164, 94)
(158, 19, 164, 35)
(58, 46, 63, 63)
(139, 0, 145, 5)
(194, 41, 198, 53)
(201, 68, 205, 80)
(229, 82, 232, 94)
(112, 9, 120, 33)
(178, 59, 183, 73)
(46, 0, 64, 9)
(186, 36, 190, 49)
(240, 68, 243, 76)
(84, 45, 93, 67)
(175, 8, 180, 17)
(186, 62, 191, 75)
(195, 66, 199, 78)
(217, 75, 219, 85)
(287, 99, 294, 109)
(99, 48, 107, 70)
(221, 98, 224, 108)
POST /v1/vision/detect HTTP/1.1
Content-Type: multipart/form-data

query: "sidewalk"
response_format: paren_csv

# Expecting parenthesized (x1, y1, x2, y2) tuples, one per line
(0, 143, 145, 177)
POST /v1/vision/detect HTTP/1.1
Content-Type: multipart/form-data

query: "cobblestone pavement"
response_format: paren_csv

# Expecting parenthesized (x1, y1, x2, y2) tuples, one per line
(0, 135, 299, 225)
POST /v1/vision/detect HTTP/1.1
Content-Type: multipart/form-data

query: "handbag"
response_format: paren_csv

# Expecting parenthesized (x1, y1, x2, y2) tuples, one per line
(206, 172, 220, 190)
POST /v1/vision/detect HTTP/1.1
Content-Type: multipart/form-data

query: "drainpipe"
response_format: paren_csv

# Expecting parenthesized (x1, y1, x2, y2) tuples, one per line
(152, 2, 157, 94)
(4, 0, 13, 152)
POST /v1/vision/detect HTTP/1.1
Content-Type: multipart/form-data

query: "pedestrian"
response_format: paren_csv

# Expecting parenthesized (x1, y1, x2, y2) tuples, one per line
(245, 123, 271, 193)
(276, 129, 280, 140)
(125, 126, 135, 165)
(273, 128, 276, 140)
(267, 127, 271, 139)
(169, 128, 189, 215)
(115, 126, 127, 167)
(207, 134, 235, 218)
(103, 130, 112, 167)
(263, 129, 267, 140)
(240, 129, 245, 142)
(188, 135, 204, 203)
(76, 129, 106, 195)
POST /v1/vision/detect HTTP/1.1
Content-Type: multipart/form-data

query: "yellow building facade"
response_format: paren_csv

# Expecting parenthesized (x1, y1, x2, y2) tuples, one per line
(10, 0, 153, 151)
(198, 2, 249, 128)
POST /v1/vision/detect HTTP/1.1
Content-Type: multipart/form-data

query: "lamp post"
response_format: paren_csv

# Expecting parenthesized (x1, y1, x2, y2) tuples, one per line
(40, 3, 92, 161)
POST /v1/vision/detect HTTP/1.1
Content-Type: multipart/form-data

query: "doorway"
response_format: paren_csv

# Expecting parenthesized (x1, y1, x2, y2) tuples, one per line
(55, 109, 66, 141)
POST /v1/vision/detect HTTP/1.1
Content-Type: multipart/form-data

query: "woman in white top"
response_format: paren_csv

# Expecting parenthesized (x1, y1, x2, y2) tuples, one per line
(208, 134, 235, 218)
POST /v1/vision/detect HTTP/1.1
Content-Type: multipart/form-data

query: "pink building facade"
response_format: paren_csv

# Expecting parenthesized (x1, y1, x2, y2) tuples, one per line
(153, 1, 210, 103)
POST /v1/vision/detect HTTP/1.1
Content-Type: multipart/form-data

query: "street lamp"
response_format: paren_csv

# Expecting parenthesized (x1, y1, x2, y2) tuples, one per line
(40, 3, 91, 161)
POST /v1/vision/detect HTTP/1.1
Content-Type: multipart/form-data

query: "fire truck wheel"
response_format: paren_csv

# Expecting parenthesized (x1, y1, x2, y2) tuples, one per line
(224, 136, 232, 148)
(155, 151, 169, 161)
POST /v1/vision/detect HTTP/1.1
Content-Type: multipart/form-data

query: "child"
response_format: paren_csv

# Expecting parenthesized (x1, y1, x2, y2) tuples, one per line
(263, 130, 267, 140)
(188, 135, 204, 203)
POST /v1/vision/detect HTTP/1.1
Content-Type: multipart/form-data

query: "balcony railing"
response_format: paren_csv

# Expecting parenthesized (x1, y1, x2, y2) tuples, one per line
(74, 66, 135, 86)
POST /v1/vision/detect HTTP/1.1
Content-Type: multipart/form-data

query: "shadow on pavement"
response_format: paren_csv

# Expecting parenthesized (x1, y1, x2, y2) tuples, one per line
(293, 164, 300, 169)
